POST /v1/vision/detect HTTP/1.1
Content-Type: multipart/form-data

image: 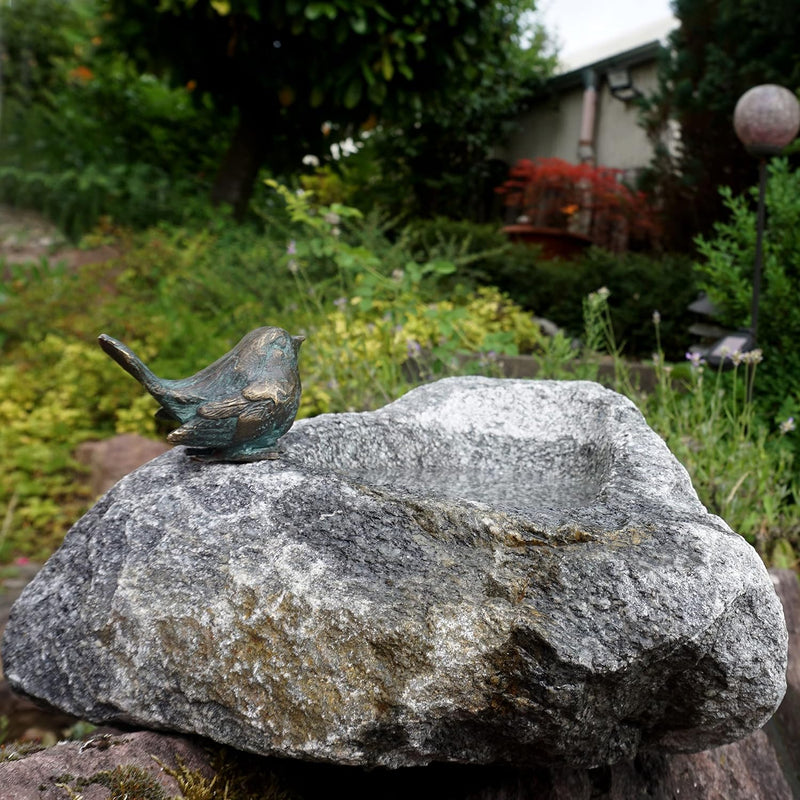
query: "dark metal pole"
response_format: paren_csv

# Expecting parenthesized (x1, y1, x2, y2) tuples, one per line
(751, 158, 767, 344)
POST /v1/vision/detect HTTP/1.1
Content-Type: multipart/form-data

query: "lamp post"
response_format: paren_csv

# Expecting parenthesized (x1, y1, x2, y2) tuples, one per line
(732, 84, 800, 345)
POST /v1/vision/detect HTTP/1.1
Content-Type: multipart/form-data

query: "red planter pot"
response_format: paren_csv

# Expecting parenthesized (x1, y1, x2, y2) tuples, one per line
(502, 225, 592, 260)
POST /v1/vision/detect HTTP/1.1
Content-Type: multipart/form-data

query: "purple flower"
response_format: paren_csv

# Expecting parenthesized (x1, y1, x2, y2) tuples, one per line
(685, 351, 705, 369)
(287, 240, 297, 255)
(406, 339, 422, 358)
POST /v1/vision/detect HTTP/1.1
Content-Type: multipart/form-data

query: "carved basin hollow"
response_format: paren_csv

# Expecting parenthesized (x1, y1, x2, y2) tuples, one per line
(283, 377, 663, 522)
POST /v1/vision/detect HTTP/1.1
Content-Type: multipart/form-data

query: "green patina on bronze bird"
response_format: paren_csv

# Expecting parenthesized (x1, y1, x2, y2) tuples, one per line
(98, 327, 305, 462)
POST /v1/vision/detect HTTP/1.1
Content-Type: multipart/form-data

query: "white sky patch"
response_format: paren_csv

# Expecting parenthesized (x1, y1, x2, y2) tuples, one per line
(536, 0, 676, 70)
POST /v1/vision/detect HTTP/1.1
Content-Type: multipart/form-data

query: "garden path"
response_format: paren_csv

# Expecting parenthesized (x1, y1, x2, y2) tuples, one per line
(0, 204, 120, 270)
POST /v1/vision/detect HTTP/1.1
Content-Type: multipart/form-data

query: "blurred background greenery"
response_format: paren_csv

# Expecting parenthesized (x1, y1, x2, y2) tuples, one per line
(1, 0, 800, 571)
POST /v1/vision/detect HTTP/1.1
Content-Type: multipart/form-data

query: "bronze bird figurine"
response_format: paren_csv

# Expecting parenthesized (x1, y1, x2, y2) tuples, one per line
(98, 327, 305, 462)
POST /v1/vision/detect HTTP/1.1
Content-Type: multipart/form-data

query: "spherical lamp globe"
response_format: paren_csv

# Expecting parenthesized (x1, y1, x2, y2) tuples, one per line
(734, 84, 800, 158)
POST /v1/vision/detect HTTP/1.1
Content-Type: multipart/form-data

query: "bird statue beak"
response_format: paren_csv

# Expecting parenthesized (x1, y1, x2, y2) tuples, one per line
(293, 335, 306, 346)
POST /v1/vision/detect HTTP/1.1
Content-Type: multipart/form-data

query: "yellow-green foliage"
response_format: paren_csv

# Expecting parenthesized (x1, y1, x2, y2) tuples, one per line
(300, 286, 543, 416)
(267, 181, 544, 417)
(0, 334, 156, 560)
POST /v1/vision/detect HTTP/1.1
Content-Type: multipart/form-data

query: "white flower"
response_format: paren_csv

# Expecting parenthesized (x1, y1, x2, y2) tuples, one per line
(780, 417, 795, 435)
(742, 348, 763, 365)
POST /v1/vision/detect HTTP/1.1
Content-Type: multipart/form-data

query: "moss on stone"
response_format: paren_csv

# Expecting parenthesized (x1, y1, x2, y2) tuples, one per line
(73, 764, 169, 799)
(0, 740, 47, 763)
(159, 748, 297, 800)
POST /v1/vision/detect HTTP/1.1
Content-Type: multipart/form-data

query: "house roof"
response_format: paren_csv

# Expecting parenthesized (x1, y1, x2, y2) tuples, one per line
(558, 16, 679, 72)
(547, 16, 679, 90)
(548, 38, 664, 91)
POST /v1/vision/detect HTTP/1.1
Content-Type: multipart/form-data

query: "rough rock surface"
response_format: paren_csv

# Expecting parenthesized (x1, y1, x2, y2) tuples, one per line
(0, 561, 79, 743)
(0, 730, 215, 799)
(1, 378, 787, 769)
(768, 568, 800, 793)
(1, 726, 791, 800)
(3, 570, 798, 799)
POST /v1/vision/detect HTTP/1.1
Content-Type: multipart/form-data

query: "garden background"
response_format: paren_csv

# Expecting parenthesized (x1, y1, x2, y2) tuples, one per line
(2, 0, 800, 575)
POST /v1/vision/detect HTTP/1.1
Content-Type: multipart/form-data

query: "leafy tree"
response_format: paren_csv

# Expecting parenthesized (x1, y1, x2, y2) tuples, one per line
(640, 0, 800, 250)
(351, 20, 555, 221)
(100, 0, 550, 217)
(0, 0, 86, 105)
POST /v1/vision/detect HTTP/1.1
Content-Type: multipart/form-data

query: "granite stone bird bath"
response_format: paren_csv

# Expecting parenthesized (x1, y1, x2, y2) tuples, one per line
(2, 377, 788, 769)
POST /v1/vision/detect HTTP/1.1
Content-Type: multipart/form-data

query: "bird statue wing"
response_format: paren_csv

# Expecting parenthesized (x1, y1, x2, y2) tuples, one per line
(242, 377, 288, 405)
(195, 376, 285, 420)
(234, 400, 280, 443)
(166, 414, 237, 448)
(195, 395, 252, 420)
(173, 395, 281, 447)
(171, 386, 281, 447)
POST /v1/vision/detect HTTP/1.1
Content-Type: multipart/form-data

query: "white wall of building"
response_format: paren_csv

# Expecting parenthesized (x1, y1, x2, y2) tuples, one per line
(502, 58, 661, 172)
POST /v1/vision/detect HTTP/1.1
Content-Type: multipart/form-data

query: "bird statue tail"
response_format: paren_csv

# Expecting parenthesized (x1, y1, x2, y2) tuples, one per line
(98, 334, 163, 396)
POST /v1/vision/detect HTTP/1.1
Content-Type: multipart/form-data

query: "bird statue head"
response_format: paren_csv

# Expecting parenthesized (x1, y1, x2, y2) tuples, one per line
(267, 328, 305, 360)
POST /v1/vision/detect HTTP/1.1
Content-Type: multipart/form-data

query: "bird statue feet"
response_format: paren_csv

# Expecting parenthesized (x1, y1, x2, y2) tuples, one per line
(186, 446, 285, 463)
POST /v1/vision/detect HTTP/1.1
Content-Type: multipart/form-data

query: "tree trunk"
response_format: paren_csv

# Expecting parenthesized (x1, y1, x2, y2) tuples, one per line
(210, 105, 269, 220)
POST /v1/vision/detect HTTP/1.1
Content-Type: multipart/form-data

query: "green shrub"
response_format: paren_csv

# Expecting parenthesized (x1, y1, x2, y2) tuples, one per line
(0, 0, 82, 106)
(516, 250, 698, 360)
(575, 249, 699, 360)
(641, 323, 799, 566)
(263, 183, 544, 415)
(402, 217, 515, 284)
(0, 333, 149, 561)
(695, 158, 800, 414)
(403, 218, 697, 360)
